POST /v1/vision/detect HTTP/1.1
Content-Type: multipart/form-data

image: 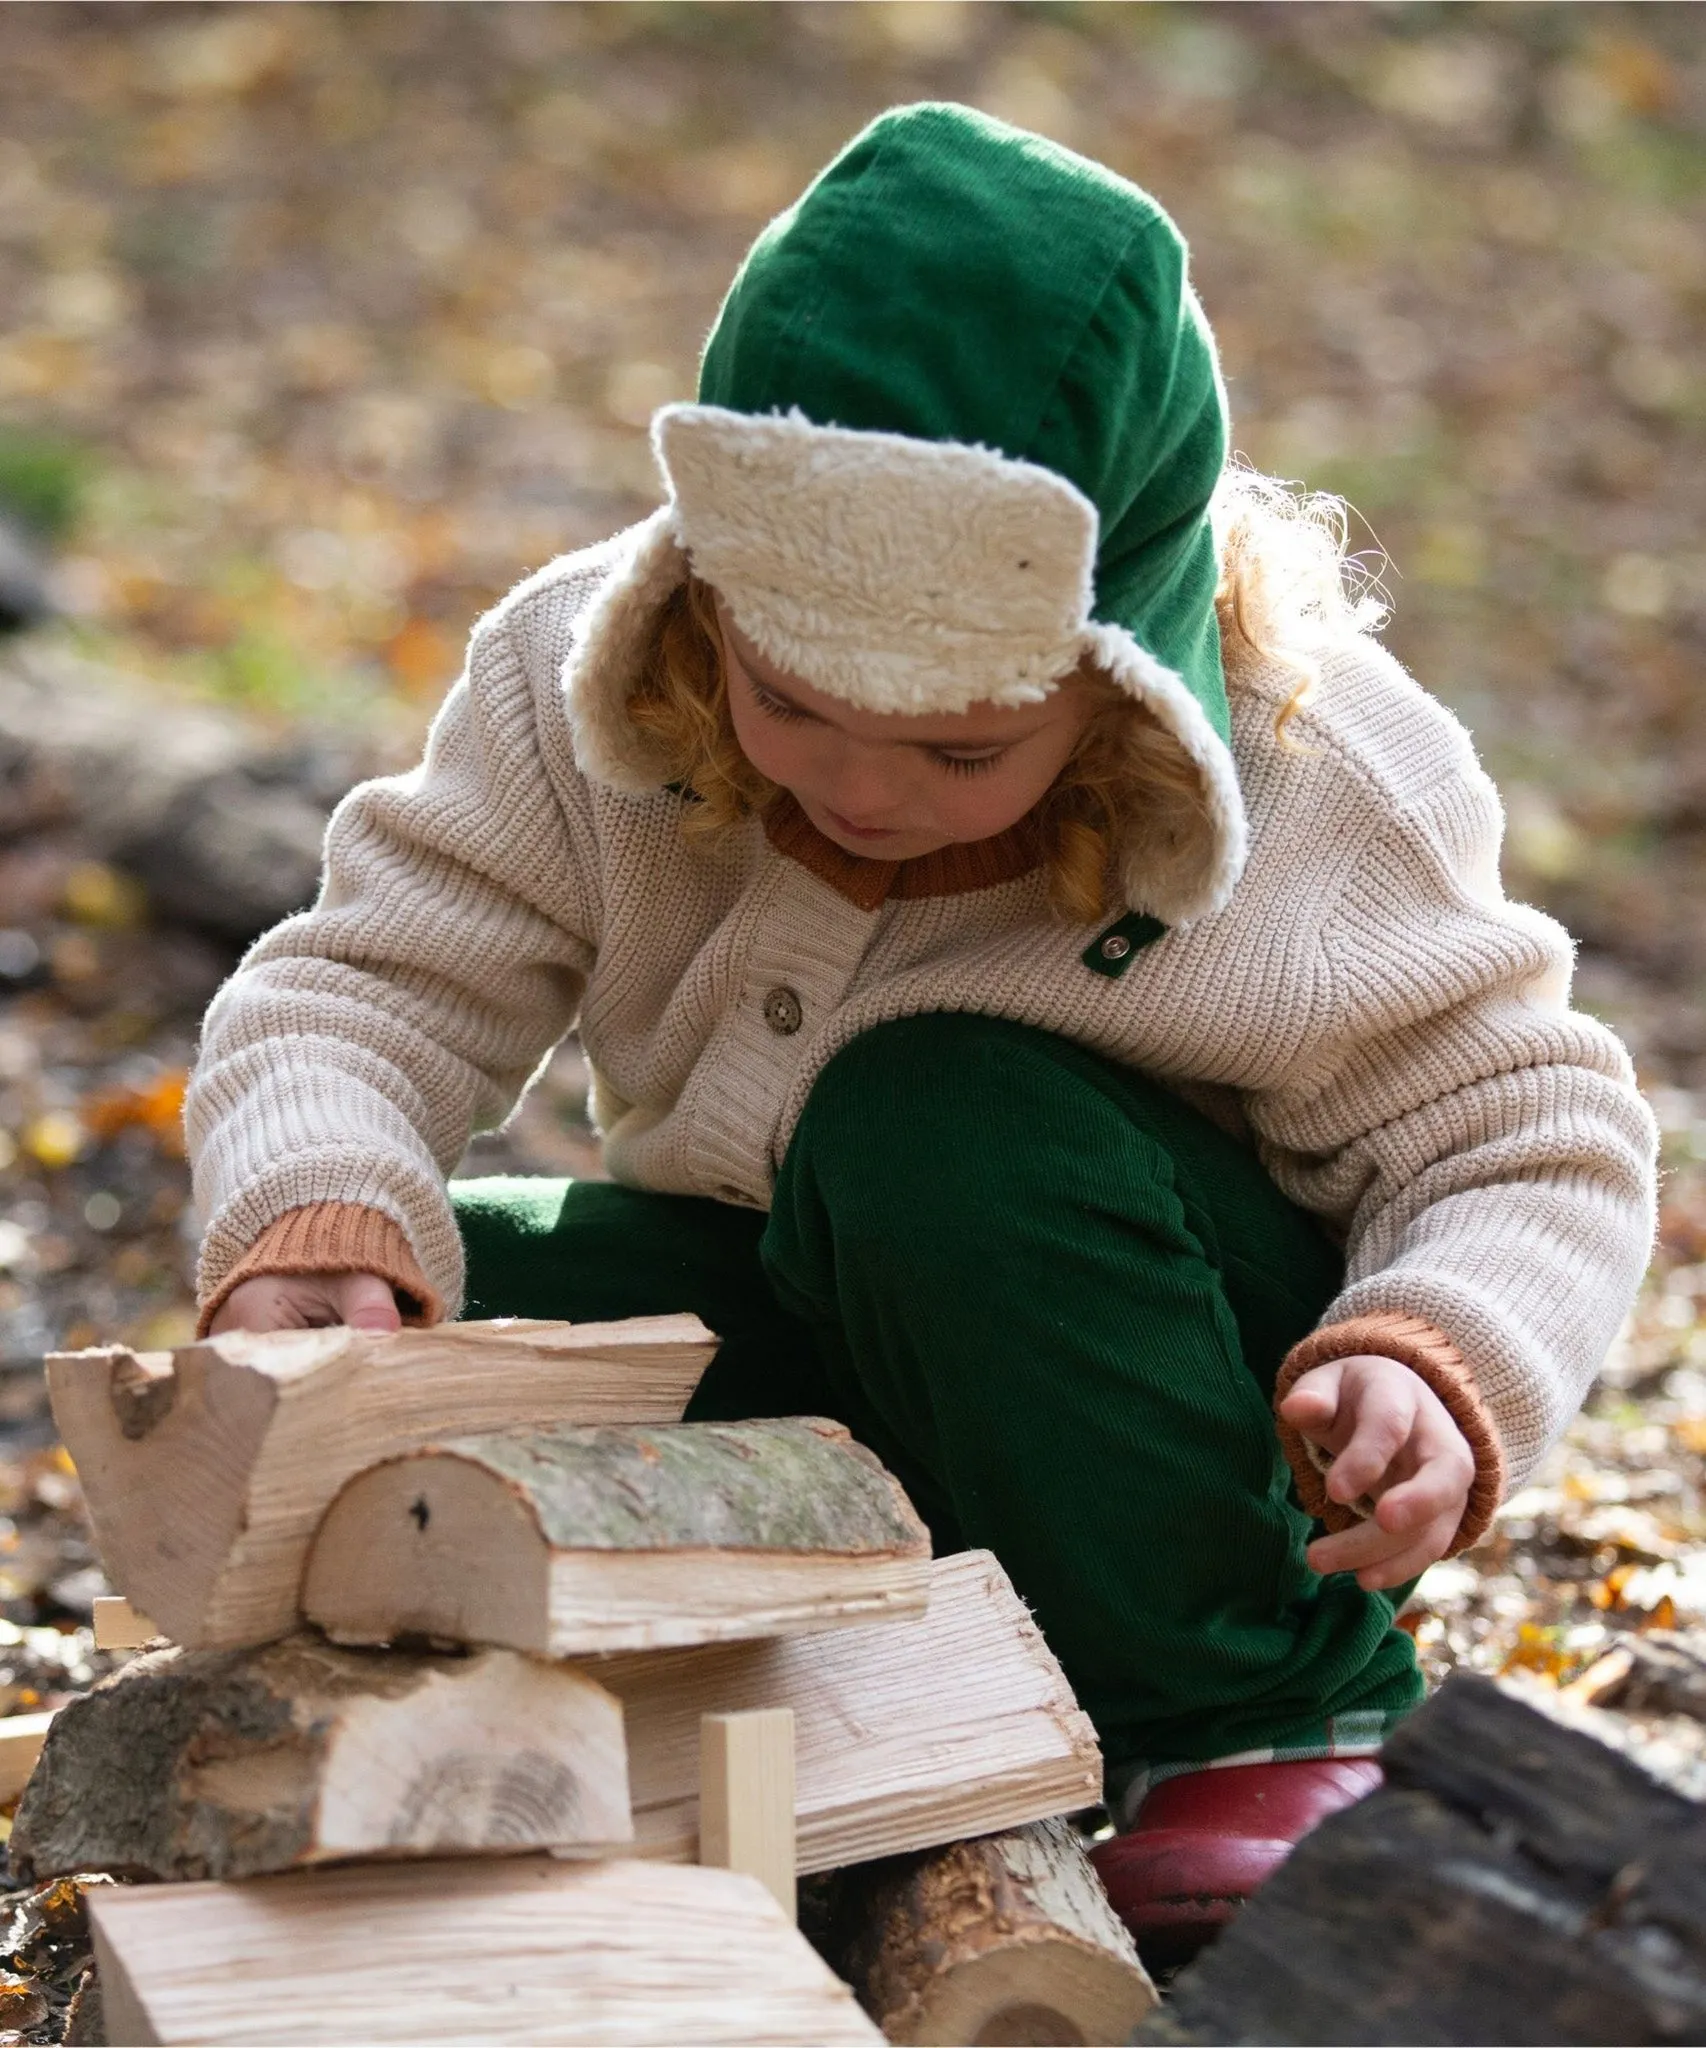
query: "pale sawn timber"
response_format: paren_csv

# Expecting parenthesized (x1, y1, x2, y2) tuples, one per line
(92, 1595, 160, 1650)
(700, 1708, 796, 1921)
(582, 1550, 1102, 1875)
(10, 1633, 631, 1882)
(48, 1315, 715, 1649)
(822, 1817, 1154, 2046)
(304, 1416, 932, 1655)
(0, 1712, 54, 1803)
(88, 1855, 883, 2046)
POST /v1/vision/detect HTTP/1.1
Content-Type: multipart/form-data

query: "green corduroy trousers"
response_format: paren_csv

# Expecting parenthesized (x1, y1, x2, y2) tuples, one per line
(453, 1013, 1422, 1786)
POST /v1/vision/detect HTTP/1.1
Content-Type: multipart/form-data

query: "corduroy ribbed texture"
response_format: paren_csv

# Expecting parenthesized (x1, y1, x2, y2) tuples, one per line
(185, 532, 1659, 1503)
(444, 1015, 1428, 1774)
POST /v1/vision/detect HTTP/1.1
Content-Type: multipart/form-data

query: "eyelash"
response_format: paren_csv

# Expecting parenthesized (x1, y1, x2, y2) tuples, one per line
(751, 683, 807, 723)
(750, 683, 1006, 775)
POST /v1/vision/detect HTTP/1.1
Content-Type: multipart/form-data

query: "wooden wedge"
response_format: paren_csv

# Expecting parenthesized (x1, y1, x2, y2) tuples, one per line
(817, 1816, 1155, 2045)
(305, 1417, 932, 1655)
(88, 1856, 882, 2045)
(48, 1316, 715, 1649)
(11, 1635, 631, 1882)
(592, 1549, 1102, 1874)
(0, 1712, 54, 1803)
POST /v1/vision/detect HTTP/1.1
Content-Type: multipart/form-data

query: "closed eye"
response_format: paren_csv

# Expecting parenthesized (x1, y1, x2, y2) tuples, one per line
(750, 681, 813, 724)
(931, 749, 1007, 776)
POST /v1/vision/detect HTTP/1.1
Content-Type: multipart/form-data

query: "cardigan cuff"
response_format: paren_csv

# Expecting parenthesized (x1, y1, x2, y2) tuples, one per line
(1274, 1310, 1506, 1557)
(196, 1202, 443, 1337)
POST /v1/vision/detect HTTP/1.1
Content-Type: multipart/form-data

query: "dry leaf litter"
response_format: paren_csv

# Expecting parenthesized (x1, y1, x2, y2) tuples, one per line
(0, 5, 1701, 2037)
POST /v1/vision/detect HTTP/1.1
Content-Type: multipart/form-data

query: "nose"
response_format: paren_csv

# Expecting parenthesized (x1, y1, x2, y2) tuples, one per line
(821, 738, 908, 825)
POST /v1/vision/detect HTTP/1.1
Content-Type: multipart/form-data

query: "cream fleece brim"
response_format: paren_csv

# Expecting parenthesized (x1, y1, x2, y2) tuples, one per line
(563, 408, 1247, 925)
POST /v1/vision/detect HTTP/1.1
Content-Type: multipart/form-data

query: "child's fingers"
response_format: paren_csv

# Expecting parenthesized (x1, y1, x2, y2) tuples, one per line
(1305, 1515, 1408, 1578)
(1277, 1358, 1347, 1443)
(335, 1272, 404, 1332)
(1306, 1507, 1451, 1585)
(1374, 1458, 1470, 1536)
(1321, 1384, 1415, 1506)
(1351, 1516, 1461, 1593)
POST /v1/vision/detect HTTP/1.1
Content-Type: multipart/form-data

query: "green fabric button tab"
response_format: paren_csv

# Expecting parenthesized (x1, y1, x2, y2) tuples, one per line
(1082, 912, 1168, 978)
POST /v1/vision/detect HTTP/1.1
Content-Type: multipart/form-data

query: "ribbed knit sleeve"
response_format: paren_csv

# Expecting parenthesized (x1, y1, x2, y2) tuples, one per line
(1246, 742, 1658, 1500)
(186, 603, 601, 1321)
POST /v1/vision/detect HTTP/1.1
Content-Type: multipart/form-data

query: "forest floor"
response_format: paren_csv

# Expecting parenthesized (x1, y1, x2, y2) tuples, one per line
(0, 3, 1702, 2037)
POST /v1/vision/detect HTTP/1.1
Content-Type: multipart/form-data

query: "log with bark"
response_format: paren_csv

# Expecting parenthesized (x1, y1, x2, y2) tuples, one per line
(0, 639, 365, 940)
(305, 1417, 932, 1655)
(813, 1817, 1155, 2046)
(1142, 1670, 1706, 2046)
(16, 1552, 1097, 1892)
(88, 1856, 884, 2046)
(48, 1315, 715, 1649)
(596, 1550, 1103, 1874)
(10, 1634, 631, 1883)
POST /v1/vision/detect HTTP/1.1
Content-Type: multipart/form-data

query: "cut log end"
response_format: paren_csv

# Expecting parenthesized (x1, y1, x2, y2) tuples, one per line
(823, 1819, 1154, 2047)
(305, 1418, 932, 1657)
(46, 1316, 716, 1652)
(11, 1636, 632, 1883)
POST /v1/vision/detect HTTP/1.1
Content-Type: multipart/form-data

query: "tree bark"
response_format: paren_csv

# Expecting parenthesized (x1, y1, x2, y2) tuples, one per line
(1142, 1672, 1706, 2046)
(820, 1818, 1155, 2046)
(11, 1634, 631, 1882)
(305, 1416, 932, 1656)
(47, 1315, 715, 1650)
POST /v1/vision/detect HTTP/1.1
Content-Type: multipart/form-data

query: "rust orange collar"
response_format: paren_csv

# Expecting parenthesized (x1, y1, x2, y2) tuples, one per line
(762, 794, 1044, 911)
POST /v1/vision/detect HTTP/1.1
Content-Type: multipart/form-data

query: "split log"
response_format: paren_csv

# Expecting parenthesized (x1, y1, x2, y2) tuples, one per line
(48, 1315, 715, 1649)
(88, 1855, 883, 2045)
(1142, 1672, 1706, 2046)
(10, 1634, 631, 1883)
(305, 1417, 932, 1655)
(595, 1550, 1102, 1874)
(820, 1817, 1155, 2046)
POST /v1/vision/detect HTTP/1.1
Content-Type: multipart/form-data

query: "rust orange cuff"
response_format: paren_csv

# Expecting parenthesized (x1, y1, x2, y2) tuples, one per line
(196, 1203, 443, 1338)
(1274, 1310, 1506, 1557)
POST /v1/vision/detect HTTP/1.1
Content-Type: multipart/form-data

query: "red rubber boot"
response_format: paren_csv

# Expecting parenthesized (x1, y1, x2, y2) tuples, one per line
(1089, 1756, 1383, 1969)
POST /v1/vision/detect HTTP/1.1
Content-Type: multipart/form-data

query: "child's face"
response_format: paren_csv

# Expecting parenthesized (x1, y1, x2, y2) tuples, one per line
(717, 597, 1098, 861)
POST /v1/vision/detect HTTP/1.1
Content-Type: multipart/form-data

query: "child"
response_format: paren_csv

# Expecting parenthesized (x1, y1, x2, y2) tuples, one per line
(187, 104, 1657, 1957)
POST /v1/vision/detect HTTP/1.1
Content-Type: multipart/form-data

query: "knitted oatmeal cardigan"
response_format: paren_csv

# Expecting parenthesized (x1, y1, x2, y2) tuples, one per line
(185, 534, 1658, 1555)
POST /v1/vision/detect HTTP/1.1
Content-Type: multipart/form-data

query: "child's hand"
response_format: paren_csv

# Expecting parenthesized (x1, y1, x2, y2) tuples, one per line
(207, 1272, 403, 1337)
(1278, 1354, 1476, 1592)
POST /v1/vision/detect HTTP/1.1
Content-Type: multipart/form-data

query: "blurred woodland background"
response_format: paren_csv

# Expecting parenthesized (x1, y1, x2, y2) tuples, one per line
(0, 1, 1704, 1737)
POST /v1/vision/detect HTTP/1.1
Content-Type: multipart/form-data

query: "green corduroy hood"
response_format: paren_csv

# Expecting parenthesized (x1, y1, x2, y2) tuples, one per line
(565, 102, 1247, 924)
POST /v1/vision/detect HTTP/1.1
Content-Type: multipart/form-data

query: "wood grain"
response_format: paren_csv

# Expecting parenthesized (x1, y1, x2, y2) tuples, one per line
(49, 1316, 715, 1649)
(700, 1708, 796, 1922)
(305, 1417, 931, 1655)
(87, 1855, 882, 2045)
(12, 1635, 631, 1881)
(585, 1550, 1102, 1875)
(821, 1817, 1154, 2046)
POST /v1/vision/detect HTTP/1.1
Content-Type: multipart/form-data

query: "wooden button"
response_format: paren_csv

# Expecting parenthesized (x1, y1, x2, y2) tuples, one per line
(762, 986, 804, 1036)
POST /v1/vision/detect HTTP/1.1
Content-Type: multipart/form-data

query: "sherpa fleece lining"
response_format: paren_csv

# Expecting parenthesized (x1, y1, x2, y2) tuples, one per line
(563, 406, 1250, 925)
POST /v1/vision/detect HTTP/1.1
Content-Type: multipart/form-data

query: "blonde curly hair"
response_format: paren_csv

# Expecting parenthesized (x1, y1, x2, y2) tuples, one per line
(627, 467, 1386, 925)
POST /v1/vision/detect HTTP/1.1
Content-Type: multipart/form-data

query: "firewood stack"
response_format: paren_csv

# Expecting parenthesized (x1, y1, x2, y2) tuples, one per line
(20, 1319, 1154, 2047)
